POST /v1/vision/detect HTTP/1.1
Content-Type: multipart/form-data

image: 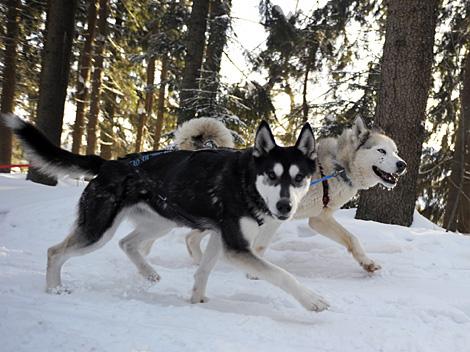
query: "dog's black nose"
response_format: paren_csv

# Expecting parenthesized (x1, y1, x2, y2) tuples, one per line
(396, 160, 407, 173)
(276, 199, 292, 215)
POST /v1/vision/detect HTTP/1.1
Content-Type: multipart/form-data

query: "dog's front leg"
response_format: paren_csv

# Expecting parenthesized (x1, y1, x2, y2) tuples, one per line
(225, 249, 329, 311)
(308, 209, 381, 272)
(224, 217, 328, 312)
(245, 221, 281, 280)
(251, 221, 281, 256)
(190, 232, 223, 303)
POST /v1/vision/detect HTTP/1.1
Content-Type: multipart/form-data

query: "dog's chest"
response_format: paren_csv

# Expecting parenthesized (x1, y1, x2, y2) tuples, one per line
(295, 179, 357, 218)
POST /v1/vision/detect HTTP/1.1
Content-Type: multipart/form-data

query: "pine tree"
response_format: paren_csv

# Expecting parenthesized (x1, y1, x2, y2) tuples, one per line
(27, 0, 77, 185)
(135, 57, 155, 152)
(153, 55, 169, 149)
(443, 48, 470, 233)
(0, 0, 20, 173)
(356, 0, 439, 226)
(86, 0, 108, 155)
(71, 0, 98, 154)
(177, 0, 210, 125)
(198, 0, 231, 116)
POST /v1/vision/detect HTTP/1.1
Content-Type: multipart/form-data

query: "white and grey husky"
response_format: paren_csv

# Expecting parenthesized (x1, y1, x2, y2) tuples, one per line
(183, 117, 407, 273)
(5, 114, 329, 312)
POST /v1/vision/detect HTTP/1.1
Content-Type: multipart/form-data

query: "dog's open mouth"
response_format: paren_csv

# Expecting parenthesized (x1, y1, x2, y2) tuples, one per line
(372, 166, 398, 185)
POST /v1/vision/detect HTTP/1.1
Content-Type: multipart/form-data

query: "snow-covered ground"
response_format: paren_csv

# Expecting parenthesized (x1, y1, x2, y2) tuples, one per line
(1, 174, 469, 352)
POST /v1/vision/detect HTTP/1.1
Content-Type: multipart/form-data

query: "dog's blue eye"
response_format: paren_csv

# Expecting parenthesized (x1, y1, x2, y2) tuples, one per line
(377, 149, 386, 155)
(267, 171, 277, 180)
(294, 174, 304, 183)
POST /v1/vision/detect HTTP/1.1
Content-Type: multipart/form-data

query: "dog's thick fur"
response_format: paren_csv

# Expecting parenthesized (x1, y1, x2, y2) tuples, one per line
(184, 117, 407, 273)
(4, 114, 329, 311)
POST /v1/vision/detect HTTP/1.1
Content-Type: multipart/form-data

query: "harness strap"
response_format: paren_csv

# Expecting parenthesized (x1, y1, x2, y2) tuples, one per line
(318, 163, 330, 208)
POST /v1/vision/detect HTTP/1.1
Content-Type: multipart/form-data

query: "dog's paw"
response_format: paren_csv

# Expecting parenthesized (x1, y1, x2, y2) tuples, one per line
(140, 270, 161, 283)
(297, 289, 329, 312)
(190, 293, 209, 304)
(360, 259, 381, 273)
(46, 285, 72, 295)
(246, 273, 260, 280)
(146, 272, 161, 283)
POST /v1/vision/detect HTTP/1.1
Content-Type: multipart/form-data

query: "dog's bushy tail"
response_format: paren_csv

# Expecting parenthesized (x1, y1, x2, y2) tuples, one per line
(2, 114, 105, 178)
(174, 117, 234, 150)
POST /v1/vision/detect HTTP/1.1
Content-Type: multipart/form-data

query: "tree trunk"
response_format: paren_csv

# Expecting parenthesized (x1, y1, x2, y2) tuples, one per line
(135, 57, 156, 152)
(443, 49, 470, 233)
(71, 0, 98, 154)
(302, 51, 315, 124)
(153, 56, 169, 149)
(199, 0, 231, 115)
(356, 0, 439, 226)
(0, 0, 20, 174)
(177, 0, 210, 125)
(86, 0, 108, 155)
(27, 0, 77, 185)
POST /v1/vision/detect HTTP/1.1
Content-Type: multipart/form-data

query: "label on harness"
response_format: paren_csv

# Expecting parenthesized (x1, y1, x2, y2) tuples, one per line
(128, 150, 174, 167)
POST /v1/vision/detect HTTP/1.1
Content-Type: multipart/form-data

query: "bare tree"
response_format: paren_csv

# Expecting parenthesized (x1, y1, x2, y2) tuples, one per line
(356, 0, 439, 225)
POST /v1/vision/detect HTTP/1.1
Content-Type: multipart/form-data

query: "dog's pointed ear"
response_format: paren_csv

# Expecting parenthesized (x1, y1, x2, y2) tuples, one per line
(353, 117, 368, 139)
(295, 123, 316, 160)
(352, 117, 370, 147)
(253, 120, 276, 157)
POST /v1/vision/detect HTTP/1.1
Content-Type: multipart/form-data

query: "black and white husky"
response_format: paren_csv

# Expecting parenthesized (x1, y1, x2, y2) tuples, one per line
(185, 117, 407, 273)
(4, 115, 328, 312)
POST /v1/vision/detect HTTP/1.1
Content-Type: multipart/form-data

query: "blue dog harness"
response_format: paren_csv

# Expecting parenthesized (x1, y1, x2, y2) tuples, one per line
(309, 168, 345, 187)
(127, 150, 174, 167)
(310, 164, 346, 208)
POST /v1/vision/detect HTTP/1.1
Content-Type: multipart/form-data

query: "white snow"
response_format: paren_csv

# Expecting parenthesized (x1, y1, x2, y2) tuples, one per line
(1, 174, 470, 352)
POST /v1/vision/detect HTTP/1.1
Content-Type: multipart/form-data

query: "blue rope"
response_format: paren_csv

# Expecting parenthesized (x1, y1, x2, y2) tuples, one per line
(310, 168, 345, 187)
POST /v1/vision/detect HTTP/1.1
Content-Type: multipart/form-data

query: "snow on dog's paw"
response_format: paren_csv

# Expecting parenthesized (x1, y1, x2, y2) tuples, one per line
(46, 285, 72, 295)
(297, 289, 329, 312)
(360, 259, 381, 273)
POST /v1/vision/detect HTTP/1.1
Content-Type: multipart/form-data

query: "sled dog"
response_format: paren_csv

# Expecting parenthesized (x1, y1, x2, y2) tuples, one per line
(184, 117, 407, 273)
(4, 114, 328, 311)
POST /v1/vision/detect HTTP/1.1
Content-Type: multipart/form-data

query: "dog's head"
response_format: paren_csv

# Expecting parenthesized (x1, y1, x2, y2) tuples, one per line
(253, 121, 316, 220)
(343, 117, 407, 189)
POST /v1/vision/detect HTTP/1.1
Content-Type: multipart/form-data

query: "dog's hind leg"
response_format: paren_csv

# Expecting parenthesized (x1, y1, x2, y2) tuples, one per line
(185, 229, 209, 264)
(190, 233, 222, 303)
(119, 212, 175, 282)
(46, 212, 125, 293)
(308, 209, 381, 273)
(46, 175, 127, 293)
